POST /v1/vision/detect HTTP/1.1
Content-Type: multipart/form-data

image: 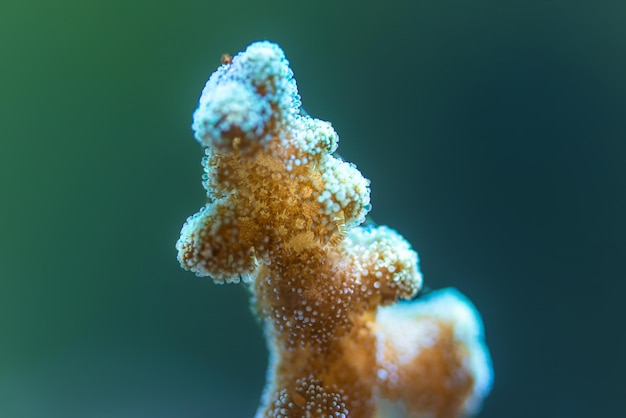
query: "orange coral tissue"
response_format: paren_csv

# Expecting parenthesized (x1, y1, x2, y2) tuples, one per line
(176, 41, 493, 418)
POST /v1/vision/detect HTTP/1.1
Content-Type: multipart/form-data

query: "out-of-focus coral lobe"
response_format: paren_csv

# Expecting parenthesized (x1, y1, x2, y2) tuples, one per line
(374, 289, 493, 418)
(177, 41, 493, 417)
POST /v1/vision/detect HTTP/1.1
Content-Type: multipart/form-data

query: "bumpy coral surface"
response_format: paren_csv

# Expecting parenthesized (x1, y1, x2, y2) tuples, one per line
(176, 41, 493, 418)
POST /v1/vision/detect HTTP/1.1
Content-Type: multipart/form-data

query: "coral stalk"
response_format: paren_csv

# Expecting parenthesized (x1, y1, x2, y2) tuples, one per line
(176, 41, 493, 418)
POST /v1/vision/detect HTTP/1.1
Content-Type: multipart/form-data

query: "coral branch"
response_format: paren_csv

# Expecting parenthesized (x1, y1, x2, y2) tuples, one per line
(176, 41, 493, 418)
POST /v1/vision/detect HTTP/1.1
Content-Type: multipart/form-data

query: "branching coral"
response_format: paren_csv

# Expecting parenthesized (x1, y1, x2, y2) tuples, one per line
(176, 41, 493, 418)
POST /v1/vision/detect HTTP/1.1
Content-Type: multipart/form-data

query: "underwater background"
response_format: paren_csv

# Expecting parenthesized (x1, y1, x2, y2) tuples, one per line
(1, 0, 624, 416)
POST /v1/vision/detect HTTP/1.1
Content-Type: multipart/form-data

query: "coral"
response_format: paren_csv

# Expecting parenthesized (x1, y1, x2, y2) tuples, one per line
(176, 41, 493, 418)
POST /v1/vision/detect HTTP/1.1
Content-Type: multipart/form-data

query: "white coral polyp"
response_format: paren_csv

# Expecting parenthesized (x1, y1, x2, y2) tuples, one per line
(192, 81, 271, 151)
(291, 116, 339, 155)
(319, 157, 371, 227)
(191, 41, 301, 155)
(347, 225, 423, 299)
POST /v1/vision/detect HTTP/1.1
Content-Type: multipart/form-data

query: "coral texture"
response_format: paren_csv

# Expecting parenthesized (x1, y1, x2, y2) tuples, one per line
(176, 41, 493, 418)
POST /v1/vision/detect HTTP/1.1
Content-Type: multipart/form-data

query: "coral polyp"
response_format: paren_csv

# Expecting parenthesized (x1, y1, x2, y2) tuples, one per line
(176, 41, 493, 418)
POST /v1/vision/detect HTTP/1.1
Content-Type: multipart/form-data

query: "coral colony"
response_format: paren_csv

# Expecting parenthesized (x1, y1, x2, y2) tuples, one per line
(176, 41, 493, 418)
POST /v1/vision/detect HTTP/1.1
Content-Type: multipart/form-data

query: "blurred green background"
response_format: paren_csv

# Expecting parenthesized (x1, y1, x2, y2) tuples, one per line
(1, 0, 624, 416)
